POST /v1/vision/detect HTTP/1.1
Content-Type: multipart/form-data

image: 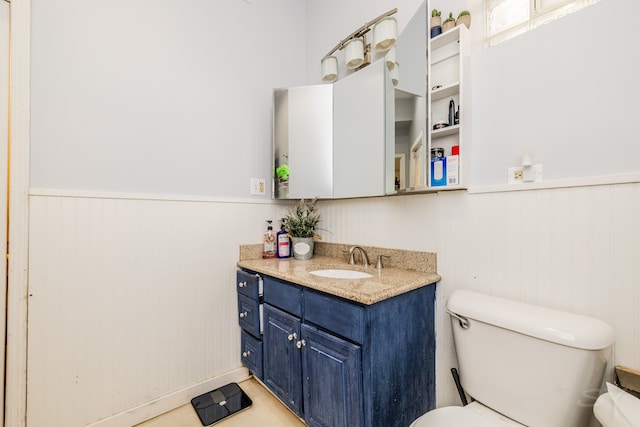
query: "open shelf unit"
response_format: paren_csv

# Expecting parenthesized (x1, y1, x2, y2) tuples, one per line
(427, 25, 470, 190)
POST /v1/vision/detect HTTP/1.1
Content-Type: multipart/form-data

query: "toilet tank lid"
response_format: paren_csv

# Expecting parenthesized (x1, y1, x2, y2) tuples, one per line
(447, 290, 614, 350)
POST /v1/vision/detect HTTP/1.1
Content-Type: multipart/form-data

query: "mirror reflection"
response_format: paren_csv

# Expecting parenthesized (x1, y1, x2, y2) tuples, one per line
(394, 89, 426, 191)
(273, 1, 427, 199)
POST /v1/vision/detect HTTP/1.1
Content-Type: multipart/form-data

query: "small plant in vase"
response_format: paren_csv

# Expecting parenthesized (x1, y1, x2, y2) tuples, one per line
(284, 198, 322, 260)
(442, 12, 456, 32)
(430, 9, 442, 28)
(456, 10, 471, 29)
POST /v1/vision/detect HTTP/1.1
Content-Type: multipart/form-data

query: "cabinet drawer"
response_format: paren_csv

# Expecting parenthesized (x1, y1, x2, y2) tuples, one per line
(238, 293, 261, 338)
(304, 290, 365, 344)
(241, 330, 263, 379)
(263, 276, 302, 317)
(237, 270, 262, 300)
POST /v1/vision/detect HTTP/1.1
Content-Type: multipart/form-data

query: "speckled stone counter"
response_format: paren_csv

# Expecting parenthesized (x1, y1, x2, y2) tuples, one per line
(237, 242, 440, 305)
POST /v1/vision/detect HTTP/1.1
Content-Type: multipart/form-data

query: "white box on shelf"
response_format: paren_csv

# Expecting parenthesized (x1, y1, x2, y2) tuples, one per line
(446, 155, 459, 186)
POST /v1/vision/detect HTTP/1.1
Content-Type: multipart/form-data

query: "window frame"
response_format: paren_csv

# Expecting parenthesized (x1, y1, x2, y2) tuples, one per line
(485, 0, 600, 46)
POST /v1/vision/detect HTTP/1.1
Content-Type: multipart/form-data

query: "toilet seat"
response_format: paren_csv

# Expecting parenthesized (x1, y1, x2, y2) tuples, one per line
(409, 402, 525, 427)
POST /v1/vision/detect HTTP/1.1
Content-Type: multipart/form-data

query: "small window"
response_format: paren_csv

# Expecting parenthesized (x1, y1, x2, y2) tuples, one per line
(486, 0, 600, 45)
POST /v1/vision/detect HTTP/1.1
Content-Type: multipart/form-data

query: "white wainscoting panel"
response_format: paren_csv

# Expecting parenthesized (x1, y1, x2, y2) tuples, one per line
(27, 194, 285, 426)
(26, 183, 639, 425)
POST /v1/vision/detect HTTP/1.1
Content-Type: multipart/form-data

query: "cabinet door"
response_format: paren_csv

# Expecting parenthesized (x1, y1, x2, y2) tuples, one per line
(263, 304, 303, 416)
(301, 324, 363, 427)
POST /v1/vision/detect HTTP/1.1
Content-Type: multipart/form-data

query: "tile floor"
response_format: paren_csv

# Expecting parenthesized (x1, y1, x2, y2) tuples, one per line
(135, 378, 306, 427)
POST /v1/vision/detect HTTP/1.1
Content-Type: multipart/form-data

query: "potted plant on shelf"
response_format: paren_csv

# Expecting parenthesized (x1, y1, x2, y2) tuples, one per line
(442, 12, 456, 32)
(456, 10, 471, 29)
(284, 198, 322, 260)
(430, 9, 442, 28)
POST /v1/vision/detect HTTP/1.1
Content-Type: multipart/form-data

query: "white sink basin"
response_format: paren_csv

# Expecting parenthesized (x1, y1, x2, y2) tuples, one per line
(309, 269, 372, 279)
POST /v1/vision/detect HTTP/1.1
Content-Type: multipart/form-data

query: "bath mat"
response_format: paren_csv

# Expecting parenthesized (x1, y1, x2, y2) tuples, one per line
(191, 382, 252, 426)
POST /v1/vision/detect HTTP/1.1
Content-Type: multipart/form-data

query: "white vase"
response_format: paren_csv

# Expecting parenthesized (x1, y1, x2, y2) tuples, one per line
(291, 237, 314, 260)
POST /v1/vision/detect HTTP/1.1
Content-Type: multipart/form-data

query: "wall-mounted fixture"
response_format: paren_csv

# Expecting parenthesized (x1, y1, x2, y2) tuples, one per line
(321, 9, 398, 83)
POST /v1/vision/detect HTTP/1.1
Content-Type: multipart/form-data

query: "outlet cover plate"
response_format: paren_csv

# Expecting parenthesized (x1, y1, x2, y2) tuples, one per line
(250, 178, 266, 195)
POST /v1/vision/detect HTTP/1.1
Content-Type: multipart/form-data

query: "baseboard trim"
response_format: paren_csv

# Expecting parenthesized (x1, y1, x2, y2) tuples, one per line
(86, 368, 250, 427)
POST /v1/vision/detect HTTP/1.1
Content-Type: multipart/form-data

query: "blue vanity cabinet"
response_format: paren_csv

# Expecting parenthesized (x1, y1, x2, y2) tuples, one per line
(236, 270, 263, 379)
(257, 272, 436, 427)
(263, 303, 303, 416)
(301, 323, 363, 427)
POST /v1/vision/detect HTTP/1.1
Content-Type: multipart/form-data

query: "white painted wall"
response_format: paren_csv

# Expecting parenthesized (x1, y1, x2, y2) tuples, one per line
(470, 0, 640, 186)
(24, 0, 640, 426)
(30, 0, 306, 198)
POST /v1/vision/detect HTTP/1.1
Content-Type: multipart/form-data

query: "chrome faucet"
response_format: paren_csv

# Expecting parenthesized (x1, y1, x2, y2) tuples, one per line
(348, 245, 370, 267)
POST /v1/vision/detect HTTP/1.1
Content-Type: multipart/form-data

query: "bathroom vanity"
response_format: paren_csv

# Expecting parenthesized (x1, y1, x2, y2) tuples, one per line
(236, 244, 439, 427)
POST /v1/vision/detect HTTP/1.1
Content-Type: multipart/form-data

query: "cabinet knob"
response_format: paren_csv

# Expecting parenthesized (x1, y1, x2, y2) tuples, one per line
(296, 340, 306, 349)
(287, 333, 297, 341)
(239, 311, 248, 318)
(242, 351, 251, 358)
(238, 281, 247, 288)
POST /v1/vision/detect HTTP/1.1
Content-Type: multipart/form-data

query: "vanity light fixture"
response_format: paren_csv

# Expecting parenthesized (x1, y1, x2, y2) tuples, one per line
(320, 8, 398, 83)
(345, 37, 365, 69)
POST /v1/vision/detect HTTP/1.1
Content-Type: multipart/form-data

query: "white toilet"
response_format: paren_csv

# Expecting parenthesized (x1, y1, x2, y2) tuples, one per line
(594, 382, 640, 427)
(410, 289, 615, 427)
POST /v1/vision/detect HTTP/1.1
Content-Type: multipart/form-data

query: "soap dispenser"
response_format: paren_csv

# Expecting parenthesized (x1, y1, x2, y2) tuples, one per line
(276, 218, 291, 258)
(262, 220, 276, 259)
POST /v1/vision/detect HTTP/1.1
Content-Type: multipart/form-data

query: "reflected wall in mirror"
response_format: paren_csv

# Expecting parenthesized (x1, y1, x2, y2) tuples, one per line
(273, 85, 334, 199)
(390, 0, 427, 193)
(394, 90, 426, 190)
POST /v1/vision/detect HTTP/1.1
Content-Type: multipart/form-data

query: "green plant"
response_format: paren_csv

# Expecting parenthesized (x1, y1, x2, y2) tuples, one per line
(444, 12, 455, 23)
(458, 10, 470, 18)
(276, 164, 290, 181)
(284, 198, 321, 238)
(431, 9, 441, 17)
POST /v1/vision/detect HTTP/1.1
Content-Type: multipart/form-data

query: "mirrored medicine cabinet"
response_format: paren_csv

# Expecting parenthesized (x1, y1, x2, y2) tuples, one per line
(273, 1, 427, 200)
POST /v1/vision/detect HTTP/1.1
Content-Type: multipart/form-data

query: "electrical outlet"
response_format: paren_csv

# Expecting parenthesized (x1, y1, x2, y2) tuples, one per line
(250, 178, 266, 195)
(508, 165, 543, 184)
(508, 167, 524, 184)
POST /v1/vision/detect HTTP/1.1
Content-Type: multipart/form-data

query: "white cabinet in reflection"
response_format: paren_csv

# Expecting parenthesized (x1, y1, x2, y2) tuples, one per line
(273, 85, 334, 199)
(273, 61, 390, 200)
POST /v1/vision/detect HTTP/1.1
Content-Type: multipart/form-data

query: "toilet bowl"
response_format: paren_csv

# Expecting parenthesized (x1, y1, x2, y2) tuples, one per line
(409, 290, 614, 427)
(410, 401, 524, 427)
(593, 383, 640, 427)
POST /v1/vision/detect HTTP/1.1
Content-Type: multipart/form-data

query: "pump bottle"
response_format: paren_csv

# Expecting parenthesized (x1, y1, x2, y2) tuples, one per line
(262, 220, 276, 259)
(276, 219, 291, 258)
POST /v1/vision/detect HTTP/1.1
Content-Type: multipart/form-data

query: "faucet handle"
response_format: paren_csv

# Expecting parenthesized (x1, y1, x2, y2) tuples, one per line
(376, 255, 390, 269)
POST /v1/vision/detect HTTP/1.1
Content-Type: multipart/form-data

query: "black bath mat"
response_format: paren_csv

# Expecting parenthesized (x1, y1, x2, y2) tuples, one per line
(191, 382, 252, 426)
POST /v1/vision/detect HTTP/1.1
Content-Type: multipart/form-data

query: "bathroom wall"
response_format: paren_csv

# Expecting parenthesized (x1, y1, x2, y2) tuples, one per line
(27, 0, 300, 425)
(23, 0, 639, 426)
(29, 0, 306, 198)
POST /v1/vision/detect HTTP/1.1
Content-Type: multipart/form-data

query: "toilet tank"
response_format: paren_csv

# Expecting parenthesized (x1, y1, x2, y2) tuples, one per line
(447, 290, 614, 427)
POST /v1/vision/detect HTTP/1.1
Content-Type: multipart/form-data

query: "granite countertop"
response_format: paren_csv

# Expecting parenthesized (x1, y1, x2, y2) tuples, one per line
(237, 243, 440, 305)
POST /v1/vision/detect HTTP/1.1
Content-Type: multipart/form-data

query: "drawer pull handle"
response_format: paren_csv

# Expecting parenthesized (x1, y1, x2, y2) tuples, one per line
(296, 340, 306, 349)
(287, 333, 297, 341)
(242, 351, 251, 358)
(239, 311, 248, 318)
(238, 281, 247, 288)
